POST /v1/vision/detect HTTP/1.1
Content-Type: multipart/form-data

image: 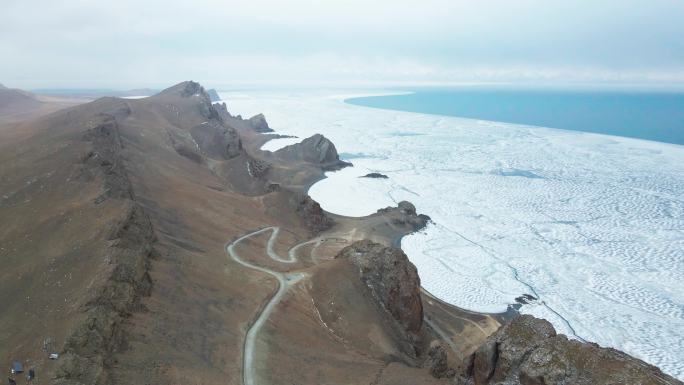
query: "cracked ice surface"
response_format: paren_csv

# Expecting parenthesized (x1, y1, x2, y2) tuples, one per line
(222, 90, 684, 380)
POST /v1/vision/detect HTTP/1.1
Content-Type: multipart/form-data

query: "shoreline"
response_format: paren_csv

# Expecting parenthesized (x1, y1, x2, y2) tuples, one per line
(256, 124, 520, 322)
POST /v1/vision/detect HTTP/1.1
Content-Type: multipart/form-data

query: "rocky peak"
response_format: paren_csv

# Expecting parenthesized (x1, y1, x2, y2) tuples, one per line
(336, 241, 423, 338)
(158, 81, 225, 121)
(455, 314, 682, 385)
(302, 134, 338, 163)
(213, 102, 232, 120)
(293, 195, 332, 234)
(206, 88, 221, 102)
(248, 113, 273, 132)
(179, 81, 204, 97)
(157, 81, 210, 101)
(398, 201, 417, 216)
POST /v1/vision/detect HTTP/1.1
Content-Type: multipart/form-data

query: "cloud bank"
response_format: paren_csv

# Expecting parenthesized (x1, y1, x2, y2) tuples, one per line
(2, 0, 683, 88)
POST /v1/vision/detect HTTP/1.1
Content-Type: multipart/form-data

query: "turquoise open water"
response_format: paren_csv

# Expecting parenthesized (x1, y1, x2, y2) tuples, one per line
(347, 88, 684, 145)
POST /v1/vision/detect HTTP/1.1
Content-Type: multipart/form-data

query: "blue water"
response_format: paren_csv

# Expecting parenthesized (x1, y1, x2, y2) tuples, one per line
(347, 88, 684, 146)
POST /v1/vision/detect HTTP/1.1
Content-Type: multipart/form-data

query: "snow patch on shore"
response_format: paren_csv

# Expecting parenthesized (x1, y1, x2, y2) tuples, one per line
(261, 137, 302, 152)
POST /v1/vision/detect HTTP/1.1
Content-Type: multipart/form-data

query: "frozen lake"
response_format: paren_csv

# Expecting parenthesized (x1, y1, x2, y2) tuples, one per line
(221, 90, 684, 380)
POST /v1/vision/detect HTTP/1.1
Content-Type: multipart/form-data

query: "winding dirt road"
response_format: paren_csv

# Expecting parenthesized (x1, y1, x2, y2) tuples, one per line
(226, 226, 312, 385)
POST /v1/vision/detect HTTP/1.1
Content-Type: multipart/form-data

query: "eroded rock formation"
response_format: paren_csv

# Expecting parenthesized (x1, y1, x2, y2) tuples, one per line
(55, 113, 156, 385)
(293, 195, 333, 234)
(424, 340, 455, 379)
(190, 122, 242, 160)
(455, 314, 682, 385)
(247, 113, 273, 132)
(377, 200, 431, 232)
(336, 240, 423, 356)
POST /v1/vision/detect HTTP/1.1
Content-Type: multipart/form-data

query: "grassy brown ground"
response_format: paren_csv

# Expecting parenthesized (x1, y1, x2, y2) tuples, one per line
(0, 82, 505, 385)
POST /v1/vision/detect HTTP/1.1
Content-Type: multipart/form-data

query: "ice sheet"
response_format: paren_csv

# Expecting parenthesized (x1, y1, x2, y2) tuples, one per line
(221, 90, 684, 380)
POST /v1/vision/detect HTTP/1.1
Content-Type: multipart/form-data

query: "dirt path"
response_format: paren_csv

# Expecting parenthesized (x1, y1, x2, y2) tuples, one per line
(226, 227, 311, 385)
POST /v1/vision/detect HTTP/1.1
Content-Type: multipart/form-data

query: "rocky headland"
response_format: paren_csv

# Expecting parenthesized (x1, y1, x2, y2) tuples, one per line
(273, 133, 351, 171)
(455, 315, 680, 385)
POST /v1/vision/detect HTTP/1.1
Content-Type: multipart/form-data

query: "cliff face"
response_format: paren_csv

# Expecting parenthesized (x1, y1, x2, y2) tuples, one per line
(336, 240, 424, 356)
(378, 200, 431, 232)
(206, 89, 221, 102)
(455, 315, 682, 385)
(247, 113, 273, 132)
(154, 81, 244, 163)
(55, 113, 156, 385)
(190, 122, 242, 160)
(293, 194, 333, 234)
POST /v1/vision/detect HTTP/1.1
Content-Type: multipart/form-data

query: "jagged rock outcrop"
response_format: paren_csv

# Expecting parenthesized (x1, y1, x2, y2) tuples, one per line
(155, 81, 248, 163)
(336, 240, 423, 356)
(455, 315, 682, 385)
(377, 201, 431, 232)
(160, 81, 219, 120)
(190, 122, 242, 160)
(55, 113, 156, 385)
(177, 81, 203, 98)
(213, 102, 232, 121)
(275, 134, 351, 170)
(247, 113, 273, 132)
(247, 158, 270, 178)
(424, 340, 455, 379)
(293, 195, 332, 234)
(81, 114, 133, 202)
(206, 88, 221, 102)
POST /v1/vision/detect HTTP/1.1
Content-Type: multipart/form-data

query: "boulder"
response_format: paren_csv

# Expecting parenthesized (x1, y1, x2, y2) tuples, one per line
(424, 340, 455, 379)
(247, 158, 270, 178)
(377, 201, 431, 232)
(457, 314, 683, 385)
(360, 172, 389, 179)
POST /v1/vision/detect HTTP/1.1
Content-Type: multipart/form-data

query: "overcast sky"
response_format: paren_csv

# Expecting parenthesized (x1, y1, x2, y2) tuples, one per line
(2, 0, 684, 89)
